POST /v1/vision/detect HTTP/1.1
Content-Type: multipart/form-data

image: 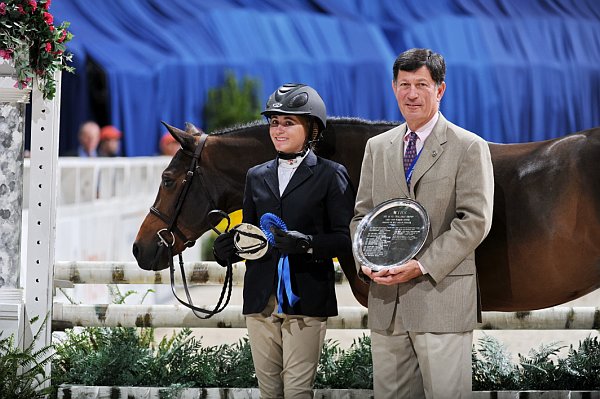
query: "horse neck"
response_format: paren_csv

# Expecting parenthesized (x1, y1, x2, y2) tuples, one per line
(204, 126, 275, 213)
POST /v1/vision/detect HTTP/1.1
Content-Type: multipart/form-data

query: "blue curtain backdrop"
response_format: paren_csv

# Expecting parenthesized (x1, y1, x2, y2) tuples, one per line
(52, 0, 600, 156)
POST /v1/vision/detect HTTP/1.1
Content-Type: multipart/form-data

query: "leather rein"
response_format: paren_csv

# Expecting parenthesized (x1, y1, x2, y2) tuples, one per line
(149, 132, 233, 319)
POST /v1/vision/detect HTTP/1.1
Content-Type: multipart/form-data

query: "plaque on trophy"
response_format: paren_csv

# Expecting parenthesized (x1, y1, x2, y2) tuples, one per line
(353, 198, 430, 271)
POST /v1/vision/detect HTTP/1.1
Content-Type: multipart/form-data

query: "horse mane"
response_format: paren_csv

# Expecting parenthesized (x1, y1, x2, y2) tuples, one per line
(326, 116, 401, 127)
(209, 119, 267, 137)
(208, 116, 400, 138)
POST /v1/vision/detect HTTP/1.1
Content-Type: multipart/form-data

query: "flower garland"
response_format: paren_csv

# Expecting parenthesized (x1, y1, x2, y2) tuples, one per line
(0, 0, 73, 99)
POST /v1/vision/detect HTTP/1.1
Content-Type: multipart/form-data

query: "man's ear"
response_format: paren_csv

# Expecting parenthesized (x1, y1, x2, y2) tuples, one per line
(436, 81, 446, 102)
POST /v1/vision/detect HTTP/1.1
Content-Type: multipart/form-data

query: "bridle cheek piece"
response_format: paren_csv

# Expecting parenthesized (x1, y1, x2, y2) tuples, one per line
(148, 132, 233, 319)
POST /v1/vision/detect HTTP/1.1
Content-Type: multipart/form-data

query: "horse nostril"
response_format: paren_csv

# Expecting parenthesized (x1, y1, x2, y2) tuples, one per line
(132, 243, 139, 259)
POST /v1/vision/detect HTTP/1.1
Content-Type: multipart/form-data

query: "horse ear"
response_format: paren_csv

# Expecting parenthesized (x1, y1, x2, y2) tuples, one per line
(184, 122, 203, 136)
(161, 121, 195, 150)
(161, 121, 185, 137)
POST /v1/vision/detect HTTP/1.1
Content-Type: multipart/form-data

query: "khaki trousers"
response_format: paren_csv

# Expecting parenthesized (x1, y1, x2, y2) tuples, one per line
(246, 295, 327, 399)
(371, 307, 473, 399)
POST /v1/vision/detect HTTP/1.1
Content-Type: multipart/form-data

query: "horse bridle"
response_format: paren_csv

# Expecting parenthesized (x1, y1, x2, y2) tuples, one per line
(149, 132, 233, 319)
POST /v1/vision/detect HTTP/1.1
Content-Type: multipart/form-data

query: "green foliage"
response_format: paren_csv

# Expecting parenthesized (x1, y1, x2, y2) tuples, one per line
(315, 334, 372, 389)
(210, 337, 257, 388)
(560, 336, 600, 390)
(0, 0, 74, 99)
(50, 328, 600, 392)
(472, 334, 519, 390)
(473, 334, 600, 391)
(0, 316, 54, 399)
(52, 327, 253, 389)
(203, 72, 262, 132)
(518, 341, 566, 389)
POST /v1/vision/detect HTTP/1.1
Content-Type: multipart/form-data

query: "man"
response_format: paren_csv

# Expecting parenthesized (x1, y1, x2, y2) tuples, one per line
(98, 125, 122, 157)
(351, 48, 494, 398)
(74, 121, 100, 157)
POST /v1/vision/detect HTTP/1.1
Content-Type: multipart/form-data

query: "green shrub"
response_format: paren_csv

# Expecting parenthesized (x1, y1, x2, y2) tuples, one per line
(472, 333, 600, 391)
(203, 72, 262, 133)
(472, 334, 519, 390)
(315, 334, 372, 389)
(559, 336, 600, 390)
(0, 316, 54, 399)
(50, 327, 600, 392)
(210, 337, 257, 388)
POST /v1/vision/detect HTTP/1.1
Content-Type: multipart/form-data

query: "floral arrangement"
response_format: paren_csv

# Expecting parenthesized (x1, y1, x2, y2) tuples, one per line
(0, 0, 73, 99)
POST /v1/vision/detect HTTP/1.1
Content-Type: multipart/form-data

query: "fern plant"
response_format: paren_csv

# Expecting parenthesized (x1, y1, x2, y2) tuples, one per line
(315, 334, 372, 389)
(203, 71, 262, 132)
(472, 334, 519, 391)
(518, 341, 566, 390)
(210, 337, 257, 388)
(560, 336, 600, 390)
(0, 316, 54, 399)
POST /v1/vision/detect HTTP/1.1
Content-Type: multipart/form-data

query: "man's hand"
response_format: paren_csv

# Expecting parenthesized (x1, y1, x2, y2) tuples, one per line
(361, 259, 423, 286)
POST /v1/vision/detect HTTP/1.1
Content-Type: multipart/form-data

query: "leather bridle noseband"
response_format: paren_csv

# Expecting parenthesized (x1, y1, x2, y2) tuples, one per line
(149, 132, 233, 319)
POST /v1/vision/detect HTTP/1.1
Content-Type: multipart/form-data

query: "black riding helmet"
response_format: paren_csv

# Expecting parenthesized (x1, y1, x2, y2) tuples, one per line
(261, 84, 327, 154)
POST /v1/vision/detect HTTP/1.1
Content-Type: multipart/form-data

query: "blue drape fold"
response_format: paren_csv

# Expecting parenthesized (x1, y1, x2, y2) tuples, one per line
(52, 0, 600, 155)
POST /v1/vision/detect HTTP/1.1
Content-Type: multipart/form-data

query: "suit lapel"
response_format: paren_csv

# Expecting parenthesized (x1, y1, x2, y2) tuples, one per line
(411, 114, 447, 190)
(385, 125, 410, 197)
(264, 159, 280, 199)
(281, 151, 316, 198)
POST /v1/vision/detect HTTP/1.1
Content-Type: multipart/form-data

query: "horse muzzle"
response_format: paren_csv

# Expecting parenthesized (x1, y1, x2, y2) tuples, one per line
(132, 237, 175, 271)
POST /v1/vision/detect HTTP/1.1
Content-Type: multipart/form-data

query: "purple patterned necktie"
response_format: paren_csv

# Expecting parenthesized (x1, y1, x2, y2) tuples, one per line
(403, 131, 418, 175)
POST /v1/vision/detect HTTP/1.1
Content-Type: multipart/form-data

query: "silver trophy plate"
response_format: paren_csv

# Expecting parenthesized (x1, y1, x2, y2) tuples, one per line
(353, 198, 429, 271)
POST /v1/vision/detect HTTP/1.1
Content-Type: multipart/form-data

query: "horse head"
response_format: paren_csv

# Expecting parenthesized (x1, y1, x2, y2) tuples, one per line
(132, 121, 268, 271)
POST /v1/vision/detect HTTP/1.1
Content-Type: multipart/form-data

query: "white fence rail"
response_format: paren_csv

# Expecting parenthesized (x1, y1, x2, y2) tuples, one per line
(23, 158, 599, 333)
(52, 261, 600, 330)
(52, 301, 600, 330)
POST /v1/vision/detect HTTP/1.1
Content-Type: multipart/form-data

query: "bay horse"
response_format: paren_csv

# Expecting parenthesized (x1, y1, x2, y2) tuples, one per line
(132, 118, 600, 311)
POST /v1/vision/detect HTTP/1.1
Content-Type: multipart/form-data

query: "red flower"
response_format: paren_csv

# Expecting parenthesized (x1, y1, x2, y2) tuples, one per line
(43, 0, 51, 10)
(49, 25, 54, 31)
(0, 49, 13, 60)
(43, 11, 53, 24)
(44, 42, 52, 52)
(28, 0, 37, 12)
(57, 29, 67, 43)
(17, 4, 26, 14)
(13, 77, 32, 89)
(0, 3, 6, 15)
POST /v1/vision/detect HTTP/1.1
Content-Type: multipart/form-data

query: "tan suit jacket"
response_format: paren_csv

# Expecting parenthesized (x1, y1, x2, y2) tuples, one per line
(351, 113, 494, 333)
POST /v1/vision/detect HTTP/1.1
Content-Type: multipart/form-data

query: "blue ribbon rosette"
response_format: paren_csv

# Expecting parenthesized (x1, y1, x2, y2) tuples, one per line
(260, 213, 300, 313)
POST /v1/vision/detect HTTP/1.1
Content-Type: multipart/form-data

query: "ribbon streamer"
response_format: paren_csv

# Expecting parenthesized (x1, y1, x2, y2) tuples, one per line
(260, 213, 300, 312)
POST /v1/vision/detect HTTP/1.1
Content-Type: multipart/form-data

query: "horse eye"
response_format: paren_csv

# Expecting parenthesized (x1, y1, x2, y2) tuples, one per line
(163, 178, 174, 188)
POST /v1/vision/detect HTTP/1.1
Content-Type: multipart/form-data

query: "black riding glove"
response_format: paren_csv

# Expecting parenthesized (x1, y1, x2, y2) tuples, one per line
(272, 227, 312, 254)
(213, 231, 241, 267)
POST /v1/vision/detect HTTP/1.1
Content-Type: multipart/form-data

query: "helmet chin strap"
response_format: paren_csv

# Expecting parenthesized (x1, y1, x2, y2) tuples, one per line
(277, 148, 308, 160)
(277, 118, 316, 160)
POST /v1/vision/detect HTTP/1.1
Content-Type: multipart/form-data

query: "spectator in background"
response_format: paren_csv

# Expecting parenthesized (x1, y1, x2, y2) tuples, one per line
(98, 125, 122, 157)
(159, 131, 180, 156)
(71, 121, 100, 157)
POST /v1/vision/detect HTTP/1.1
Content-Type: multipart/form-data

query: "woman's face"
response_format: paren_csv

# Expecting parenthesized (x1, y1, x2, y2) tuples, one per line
(269, 114, 308, 154)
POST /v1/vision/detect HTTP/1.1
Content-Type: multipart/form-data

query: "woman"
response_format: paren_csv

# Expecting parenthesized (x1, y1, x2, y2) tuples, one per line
(213, 83, 355, 398)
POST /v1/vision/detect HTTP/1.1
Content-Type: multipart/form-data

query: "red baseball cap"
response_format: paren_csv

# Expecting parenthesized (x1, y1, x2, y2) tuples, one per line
(100, 125, 122, 140)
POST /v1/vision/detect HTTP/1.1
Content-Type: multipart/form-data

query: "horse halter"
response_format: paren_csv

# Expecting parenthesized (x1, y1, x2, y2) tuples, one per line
(149, 132, 232, 319)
